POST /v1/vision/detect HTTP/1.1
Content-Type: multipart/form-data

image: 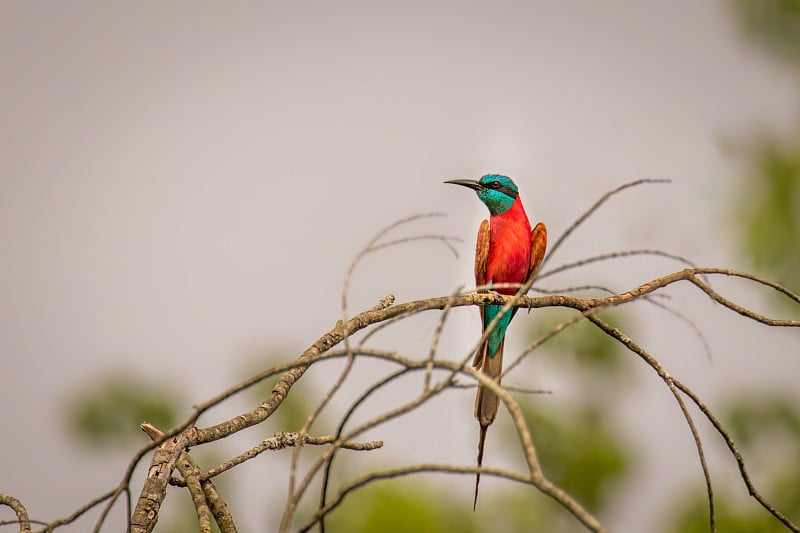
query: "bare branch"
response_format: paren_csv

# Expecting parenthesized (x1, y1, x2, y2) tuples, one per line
(585, 314, 717, 532)
(177, 453, 213, 533)
(319, 366, 414, 532)
(200, 479, 237, 533)
(129, 425, 197, 533)
(181, 432, 384, 485)
(671, 379, 800, 532)
(539, 248, 696, 280)
(688, 274, 800, 322)
(641, 296, 714, 361)
(542, 179, 671, 267)
(288, 352, 356, 501)
(503, 312, 587, 376)
(307, 355, 605, 532)
(141, 423, 239, 533)
(10, 261, 797, 532)
(425, 286, 463, 391)
(0, 494, 31, 532)
(303, 464, 535, 532)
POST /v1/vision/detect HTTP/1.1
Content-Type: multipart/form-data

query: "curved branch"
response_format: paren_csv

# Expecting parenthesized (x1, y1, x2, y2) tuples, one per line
(585, 313, 798, 532)
(302, 464, 534, 532)
(585, 314, 717, 532)
(0, 494, 31, 533)
(542, 179, 671, 267)
(671, 379, 800, 532)
(539, 248, 697, 280)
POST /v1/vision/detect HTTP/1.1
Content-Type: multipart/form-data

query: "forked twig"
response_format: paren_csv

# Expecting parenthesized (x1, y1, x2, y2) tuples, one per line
(542, 179, 671, 267)
(539, 248, 695, 280)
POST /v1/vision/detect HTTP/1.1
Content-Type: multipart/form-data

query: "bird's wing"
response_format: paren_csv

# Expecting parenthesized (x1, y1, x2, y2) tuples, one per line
(527, 222, 548, 284)
(473, 219, 490, 369)
(474, 219, 490, 293)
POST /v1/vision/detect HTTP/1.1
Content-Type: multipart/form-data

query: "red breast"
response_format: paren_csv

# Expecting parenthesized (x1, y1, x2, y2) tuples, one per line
(486, 197, 532, 295)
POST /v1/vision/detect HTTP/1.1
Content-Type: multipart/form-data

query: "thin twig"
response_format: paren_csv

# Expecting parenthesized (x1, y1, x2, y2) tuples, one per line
(21, 489, 117, 533)
(309, 358, 604, 532)
(539, 248, 693, 280)
(585, 314, 716, 532)
(303, 464, 534, 532)
(542, 179, 671, 268)
(288, 351, 356, 500)
(425, 286, 463, 390)
(171, 432, 384, 485)
(642, 296, 714, 362)
(283, 377, 452, 531)
(503, 312, 588, 377)
(319, 367, 414, 532)
(671, 379, 800, 532)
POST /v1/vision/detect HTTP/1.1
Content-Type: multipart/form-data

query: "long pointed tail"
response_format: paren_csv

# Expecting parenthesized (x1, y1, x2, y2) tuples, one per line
(474, 340, 504, 428)
(473, 339, 504, 510)
(473, 424, 488, 510)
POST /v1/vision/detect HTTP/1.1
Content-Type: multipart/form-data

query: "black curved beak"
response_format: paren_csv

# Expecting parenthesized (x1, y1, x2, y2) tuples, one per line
(444, 179, 482, 191)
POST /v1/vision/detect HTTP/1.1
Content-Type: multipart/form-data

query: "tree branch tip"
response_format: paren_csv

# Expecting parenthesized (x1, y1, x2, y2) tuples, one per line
(627, 178, 670, 186)
(140, 422, 161, 440)
(342, 439, 384, 451)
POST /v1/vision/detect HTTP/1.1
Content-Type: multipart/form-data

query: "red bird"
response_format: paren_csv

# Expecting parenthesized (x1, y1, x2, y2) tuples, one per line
(446, 174, 547, 509)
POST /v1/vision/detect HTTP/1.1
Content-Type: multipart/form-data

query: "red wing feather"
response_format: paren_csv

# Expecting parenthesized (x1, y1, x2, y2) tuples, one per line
(474, 219, 490, 292)
(473, 219, 490, 369)
(527, 222, 547, 283)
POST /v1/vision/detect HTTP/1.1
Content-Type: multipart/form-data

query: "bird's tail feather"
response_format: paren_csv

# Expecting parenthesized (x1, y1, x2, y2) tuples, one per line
(473, 424, 488, 511)
(474, 340, 504, 427)
(473, 339, 504, 509)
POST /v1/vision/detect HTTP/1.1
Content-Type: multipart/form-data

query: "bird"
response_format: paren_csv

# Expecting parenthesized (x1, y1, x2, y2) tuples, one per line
(445, 174, 547, 510)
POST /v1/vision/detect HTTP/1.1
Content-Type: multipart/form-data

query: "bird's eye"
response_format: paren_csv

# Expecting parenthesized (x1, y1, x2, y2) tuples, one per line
(489, 182, 500, 189)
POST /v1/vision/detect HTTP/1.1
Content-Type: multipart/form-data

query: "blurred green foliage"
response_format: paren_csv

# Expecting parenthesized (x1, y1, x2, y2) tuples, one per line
(728, 392, 800, 449)
(522, 404, 630, 513)
(735, 139, 800, 303)
(65, 371, 181, 448)
(327, 480, 481, 533)
(730, 0, 800, 66)
(728, 0, 800, 301)
(64, 370, 230, 532)
(670, 498, 792, 533)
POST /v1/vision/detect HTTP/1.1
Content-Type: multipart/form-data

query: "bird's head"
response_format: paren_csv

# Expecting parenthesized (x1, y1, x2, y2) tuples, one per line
(445, 174, 519, 215)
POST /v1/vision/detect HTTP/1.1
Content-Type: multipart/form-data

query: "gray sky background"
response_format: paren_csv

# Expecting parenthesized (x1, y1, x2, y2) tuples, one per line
(2, 1, 799, 531)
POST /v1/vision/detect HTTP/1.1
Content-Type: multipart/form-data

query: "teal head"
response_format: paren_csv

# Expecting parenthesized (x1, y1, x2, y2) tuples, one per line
(445, 174, 519, 215)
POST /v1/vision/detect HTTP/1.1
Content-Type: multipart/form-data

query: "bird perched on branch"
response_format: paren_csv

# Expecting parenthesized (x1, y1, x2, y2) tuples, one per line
(445, 174, 547, 509)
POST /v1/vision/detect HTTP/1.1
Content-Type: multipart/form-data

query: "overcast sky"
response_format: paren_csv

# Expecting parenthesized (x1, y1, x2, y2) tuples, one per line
(2, 2, 798, 531)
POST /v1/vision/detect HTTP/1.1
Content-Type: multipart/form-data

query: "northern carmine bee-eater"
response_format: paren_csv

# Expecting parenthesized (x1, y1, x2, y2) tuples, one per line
(446, 174, 547, 509)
